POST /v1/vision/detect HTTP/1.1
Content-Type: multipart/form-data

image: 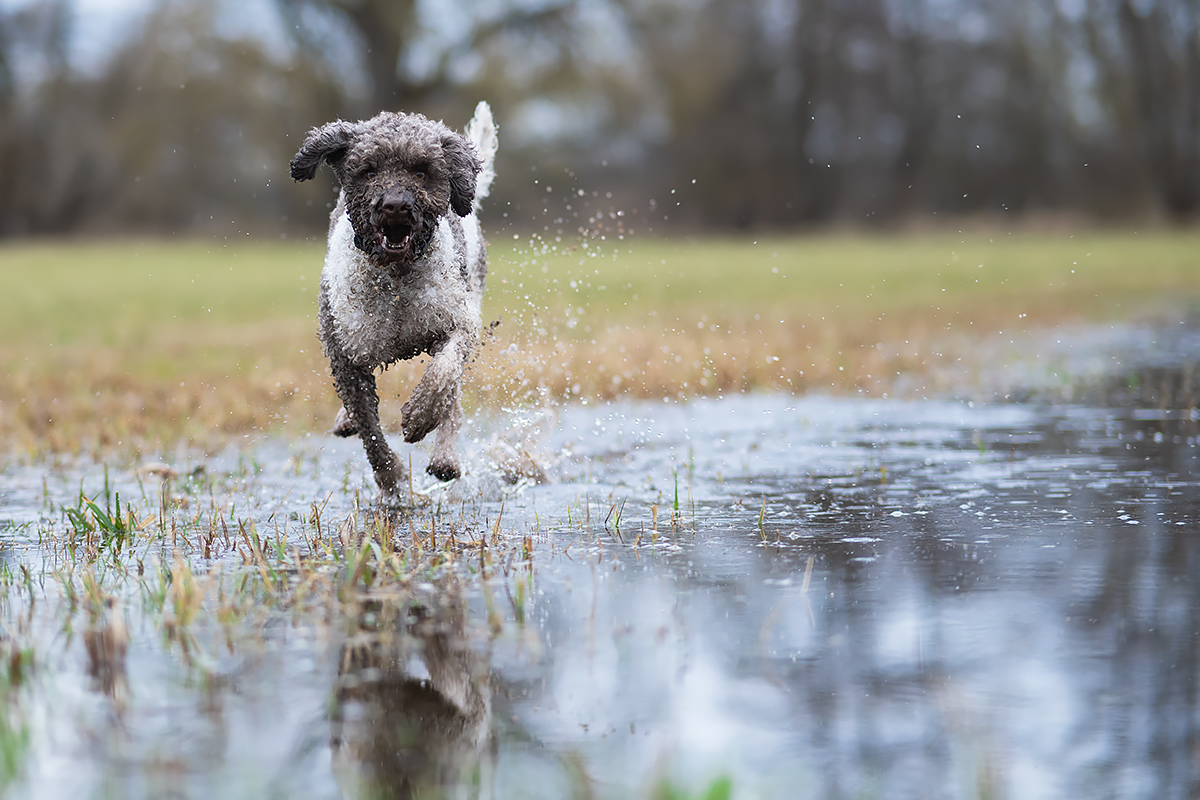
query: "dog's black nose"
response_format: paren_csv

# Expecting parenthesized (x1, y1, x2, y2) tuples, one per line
(379, 193, 413, 219)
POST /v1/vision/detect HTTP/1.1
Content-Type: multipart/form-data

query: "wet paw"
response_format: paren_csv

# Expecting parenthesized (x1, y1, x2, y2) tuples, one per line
(331, 407, 358, 437)
(426, 458, 461, 482)
(401, 399, 441, 444)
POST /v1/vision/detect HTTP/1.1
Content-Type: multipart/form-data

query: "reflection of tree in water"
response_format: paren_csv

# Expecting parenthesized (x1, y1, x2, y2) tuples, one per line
(849, 421, 1194, 797)
(317, 397, 1200, 797)
(758, 513, 989, 798)
(1072, 486, 1200, 800)
(632, 407, 1200, 798)
(331, 587, 492, 799)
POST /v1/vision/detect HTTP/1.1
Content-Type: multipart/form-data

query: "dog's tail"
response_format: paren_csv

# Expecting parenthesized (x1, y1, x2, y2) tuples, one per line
(466, 101, 497, 209)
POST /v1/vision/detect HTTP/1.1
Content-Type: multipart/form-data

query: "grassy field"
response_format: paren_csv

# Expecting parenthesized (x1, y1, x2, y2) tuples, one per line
(2, 228, 1198, 454)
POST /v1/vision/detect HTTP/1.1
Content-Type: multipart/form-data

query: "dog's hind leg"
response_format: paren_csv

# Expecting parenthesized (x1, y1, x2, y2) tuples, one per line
(329, 353, 406, 501)
(331, 406, 357, 437)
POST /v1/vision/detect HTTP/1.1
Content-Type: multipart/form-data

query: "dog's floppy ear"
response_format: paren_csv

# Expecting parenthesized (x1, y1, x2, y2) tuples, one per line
(290, 121, 357, 182)
(441, 132, 481, 217)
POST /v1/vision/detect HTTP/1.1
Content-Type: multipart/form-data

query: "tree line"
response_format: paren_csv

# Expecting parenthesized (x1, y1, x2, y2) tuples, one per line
(0, 0, 1196, 238)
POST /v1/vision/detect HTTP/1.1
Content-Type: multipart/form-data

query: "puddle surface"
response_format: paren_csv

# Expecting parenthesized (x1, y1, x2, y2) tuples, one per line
(2, 347, 1200, 798)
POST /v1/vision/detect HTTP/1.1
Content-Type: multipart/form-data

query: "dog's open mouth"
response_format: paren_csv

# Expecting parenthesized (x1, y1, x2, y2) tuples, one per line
(378, 223, 413, 256)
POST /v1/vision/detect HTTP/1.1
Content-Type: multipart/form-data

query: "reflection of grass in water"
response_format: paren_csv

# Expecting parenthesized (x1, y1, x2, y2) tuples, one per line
(0, 641, 33, 792)
(2, 230, 1198, 453)
(0, 534, 35, 791)
(653, 774, 733, 800)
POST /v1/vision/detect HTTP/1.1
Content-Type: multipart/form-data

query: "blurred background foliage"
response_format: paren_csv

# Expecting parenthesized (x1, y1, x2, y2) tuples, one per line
(0, 0, 1197, 239)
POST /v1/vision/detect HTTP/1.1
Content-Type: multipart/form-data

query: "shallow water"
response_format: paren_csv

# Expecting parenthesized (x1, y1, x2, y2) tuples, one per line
(2, 338, 1200, 799)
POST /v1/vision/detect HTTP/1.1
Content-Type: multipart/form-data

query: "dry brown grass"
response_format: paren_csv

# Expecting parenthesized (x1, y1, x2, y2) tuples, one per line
(2, 229, 1198, 456)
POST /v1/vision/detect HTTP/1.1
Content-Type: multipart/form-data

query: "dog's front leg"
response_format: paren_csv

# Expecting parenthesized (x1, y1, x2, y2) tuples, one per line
(329, 350, 407, 501)
(401, 334, 469, 449)
(426, 384, 464, 481)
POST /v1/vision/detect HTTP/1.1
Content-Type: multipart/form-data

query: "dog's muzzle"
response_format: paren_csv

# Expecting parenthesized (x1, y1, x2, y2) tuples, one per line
(374, 192, 416, 257)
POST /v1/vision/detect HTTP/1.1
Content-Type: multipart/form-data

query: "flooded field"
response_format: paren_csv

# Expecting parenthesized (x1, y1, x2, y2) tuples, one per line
(1, 322, 1199, 799)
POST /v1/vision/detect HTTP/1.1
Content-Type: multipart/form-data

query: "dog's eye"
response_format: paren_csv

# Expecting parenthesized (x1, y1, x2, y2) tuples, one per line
(366, 171, 376, 179)
(413, 169, 427, 180)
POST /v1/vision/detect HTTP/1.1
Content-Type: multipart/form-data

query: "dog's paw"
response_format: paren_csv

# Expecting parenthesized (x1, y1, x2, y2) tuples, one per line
(331, 406, 358, 437)
(426, 458, 461, 482)
(401, 399, 441, 444)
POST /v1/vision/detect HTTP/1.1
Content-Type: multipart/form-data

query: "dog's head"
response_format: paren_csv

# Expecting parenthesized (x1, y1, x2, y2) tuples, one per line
(290, 112, 481, 269)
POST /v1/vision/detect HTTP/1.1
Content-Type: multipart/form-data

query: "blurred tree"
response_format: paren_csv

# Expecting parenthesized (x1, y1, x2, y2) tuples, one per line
(0, 0, 1194, 237)
(1114, 0, 1200, 216)
(0, 0, 346, 236)
(0, 0, 82, 235)
(617, 0, 1113, 226)
(275, 0, 578, 114)
(87, 0, 344, 232)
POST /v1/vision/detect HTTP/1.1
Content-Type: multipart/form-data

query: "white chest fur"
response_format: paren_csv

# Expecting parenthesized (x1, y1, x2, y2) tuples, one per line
(321, 209, 481, 368)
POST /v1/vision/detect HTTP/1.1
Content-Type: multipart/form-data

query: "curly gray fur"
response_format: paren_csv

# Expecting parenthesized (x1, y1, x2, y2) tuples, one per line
(291, 103, 498, 504)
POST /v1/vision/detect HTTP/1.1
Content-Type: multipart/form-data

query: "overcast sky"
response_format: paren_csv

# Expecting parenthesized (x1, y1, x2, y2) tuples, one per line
(2, 0, 286, 74)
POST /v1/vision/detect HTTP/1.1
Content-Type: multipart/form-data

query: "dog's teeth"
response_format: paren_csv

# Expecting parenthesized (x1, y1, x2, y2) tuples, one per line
(380, 233, 410, 251)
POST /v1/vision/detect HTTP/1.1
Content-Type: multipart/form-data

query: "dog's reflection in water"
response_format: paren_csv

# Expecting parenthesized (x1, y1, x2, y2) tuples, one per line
(331, 591, 492, 799)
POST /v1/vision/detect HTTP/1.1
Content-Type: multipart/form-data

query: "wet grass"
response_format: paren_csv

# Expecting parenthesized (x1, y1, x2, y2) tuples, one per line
(9, 470, 519, 646)
(0, 447, 717, 797)
(2, 228, 1198, 455)
(0, 457, 535, 796)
